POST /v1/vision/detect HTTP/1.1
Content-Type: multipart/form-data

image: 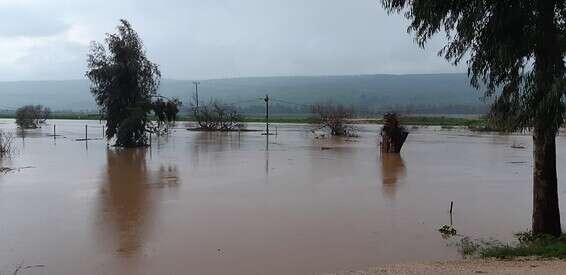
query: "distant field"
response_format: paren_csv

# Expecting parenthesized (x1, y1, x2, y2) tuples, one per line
(0, 113, 488, 127)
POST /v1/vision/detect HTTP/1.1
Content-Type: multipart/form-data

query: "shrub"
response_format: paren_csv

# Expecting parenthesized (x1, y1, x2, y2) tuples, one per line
(15, 105, 50, 129)
(311, 103, 355, 136)
(0, 131, 14, 157)
(192, 100, 244, 131)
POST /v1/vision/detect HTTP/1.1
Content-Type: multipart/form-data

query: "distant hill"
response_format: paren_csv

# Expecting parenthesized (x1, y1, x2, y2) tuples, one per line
(0, 74, 489, 114)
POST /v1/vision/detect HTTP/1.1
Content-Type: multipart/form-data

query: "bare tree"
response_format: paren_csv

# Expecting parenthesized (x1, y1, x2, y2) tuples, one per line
(0, 130, 14, 157)
(311, 103, 355, 136)
(192, 100, 244, 131)
(15, 105, 50, 129)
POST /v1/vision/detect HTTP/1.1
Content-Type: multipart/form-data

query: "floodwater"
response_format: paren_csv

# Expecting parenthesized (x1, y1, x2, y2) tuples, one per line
(0, 119, 565, 275)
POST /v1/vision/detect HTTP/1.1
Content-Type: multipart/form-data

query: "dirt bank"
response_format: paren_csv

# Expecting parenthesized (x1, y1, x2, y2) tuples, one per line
(326, 260, 566, 275)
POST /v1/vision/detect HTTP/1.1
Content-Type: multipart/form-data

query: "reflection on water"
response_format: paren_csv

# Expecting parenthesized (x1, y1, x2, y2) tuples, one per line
(96, 148, 178, 257)
(97, 148, 151, 257)
(156, 165, 180, 188)
(189, 131, 241, 166)
(381, 153, 406, 198)
(0, 157, 10, 180)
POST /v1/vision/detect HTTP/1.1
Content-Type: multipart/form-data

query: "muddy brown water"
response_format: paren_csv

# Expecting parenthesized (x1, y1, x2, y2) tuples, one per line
(0, 119, 565, 275)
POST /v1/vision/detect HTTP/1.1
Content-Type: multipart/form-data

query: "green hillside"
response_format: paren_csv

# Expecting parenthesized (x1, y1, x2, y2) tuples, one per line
(0, 74, 489, 114)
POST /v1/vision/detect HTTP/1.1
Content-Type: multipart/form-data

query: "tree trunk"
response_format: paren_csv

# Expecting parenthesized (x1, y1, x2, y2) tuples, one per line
(532, 128, 562, 236)
(380, 128, 408, 153)
(530, 1, 563, 237)
(380, 113, 408, 154)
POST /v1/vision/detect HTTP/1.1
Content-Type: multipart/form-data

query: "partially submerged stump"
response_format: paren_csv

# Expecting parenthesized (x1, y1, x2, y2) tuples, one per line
(380, 113, 408, 153)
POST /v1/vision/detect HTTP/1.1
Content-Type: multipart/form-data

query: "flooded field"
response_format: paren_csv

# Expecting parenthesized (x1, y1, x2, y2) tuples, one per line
(0, 119, 565, 275)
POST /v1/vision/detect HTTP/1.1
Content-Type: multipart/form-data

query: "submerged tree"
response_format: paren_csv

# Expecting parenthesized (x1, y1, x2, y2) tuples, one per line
(15, 105, 50, 129)
(86, 19, 163, 147)
(0, 131, 14, 157)
(192, 100, 244, 131)
(381, 0, 566, 236)
(311, 103, 355, 136)
(380, 113, 408, 153)
(152, 97, 181, 124)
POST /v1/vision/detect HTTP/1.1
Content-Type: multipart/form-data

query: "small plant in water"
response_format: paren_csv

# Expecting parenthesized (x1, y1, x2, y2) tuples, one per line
(0, 130, 14, 157)
(457, 236, 482, 257)
(438, 225, 458, 239)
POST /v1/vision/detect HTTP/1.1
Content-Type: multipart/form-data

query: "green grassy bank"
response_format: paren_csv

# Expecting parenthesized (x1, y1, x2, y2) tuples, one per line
(458, 232, 566, 260)
(0, 113, 490, 127)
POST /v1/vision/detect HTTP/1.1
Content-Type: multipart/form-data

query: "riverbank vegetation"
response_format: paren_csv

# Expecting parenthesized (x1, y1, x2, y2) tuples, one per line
(457, 232, 566, 260)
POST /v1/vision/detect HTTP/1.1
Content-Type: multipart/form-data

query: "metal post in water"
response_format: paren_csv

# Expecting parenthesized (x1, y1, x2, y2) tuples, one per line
(85, 124, 88, 141)
(450, 201, 454, 214)
(53, 124, 56, 139)
(264, 94, 269, 136)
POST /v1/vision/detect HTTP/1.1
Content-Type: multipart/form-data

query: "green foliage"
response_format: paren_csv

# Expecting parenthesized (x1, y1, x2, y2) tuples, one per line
(481, 232, 566, 259)
(457, 237, 483, 257)
(15, 105, 50, 129)
(451, 232, 566, 259)
(395, 116, 486, 128)
(152, 97, 181, 123)
(86, 19, 161, 147)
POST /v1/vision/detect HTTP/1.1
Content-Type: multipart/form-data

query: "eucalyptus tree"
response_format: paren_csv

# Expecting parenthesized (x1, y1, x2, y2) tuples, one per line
(86, 19, 161, 147)
(381, 1, 566, 236)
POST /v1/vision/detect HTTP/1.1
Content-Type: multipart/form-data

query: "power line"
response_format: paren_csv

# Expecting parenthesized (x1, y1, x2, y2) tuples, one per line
(223, 98, 264, 106)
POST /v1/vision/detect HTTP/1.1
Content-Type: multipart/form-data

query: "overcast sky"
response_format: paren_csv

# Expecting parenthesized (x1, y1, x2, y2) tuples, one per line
(0, 0, 465, 81)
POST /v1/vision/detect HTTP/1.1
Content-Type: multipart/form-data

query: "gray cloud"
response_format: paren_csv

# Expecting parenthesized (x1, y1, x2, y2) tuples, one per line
(0, 0, 465, 81)
(0, 5, 69, 37)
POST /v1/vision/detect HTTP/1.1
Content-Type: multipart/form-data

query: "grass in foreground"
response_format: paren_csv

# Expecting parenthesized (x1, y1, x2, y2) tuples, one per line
(457, 232, 566, 259)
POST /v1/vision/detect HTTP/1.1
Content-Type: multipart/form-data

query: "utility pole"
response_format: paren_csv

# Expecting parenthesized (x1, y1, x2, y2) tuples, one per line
(264, 94, 269, 136)
(192, 81, 200, 109)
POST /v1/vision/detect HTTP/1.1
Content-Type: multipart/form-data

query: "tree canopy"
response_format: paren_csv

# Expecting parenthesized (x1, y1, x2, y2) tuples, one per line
(15, 105, 51, 129)
(381, 0, 566, 236)
(382, 0, 566, 131)
(86, 19, 169, 147)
